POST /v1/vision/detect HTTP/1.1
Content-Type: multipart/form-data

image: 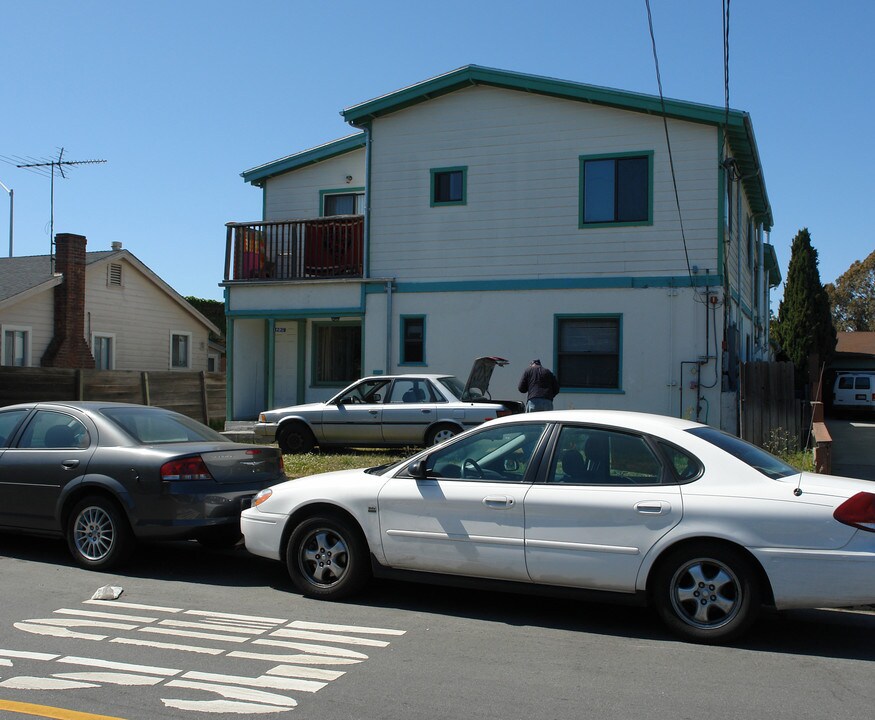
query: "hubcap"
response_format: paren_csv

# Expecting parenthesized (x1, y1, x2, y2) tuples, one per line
(73, 506, 115, 561)
(432, 428, 455, 444)
(670, 557, 741, 629)
(299, 528, 349, 588)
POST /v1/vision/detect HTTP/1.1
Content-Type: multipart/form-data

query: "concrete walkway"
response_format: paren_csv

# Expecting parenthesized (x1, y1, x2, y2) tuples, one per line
(826, 416, 875, 480)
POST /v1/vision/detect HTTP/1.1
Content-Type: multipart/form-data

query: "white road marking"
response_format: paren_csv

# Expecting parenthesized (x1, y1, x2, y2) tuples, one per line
(263, 664, 345, 681)
(14, 623, 107, 641)
(166, 679, 298, 707)
(57, 656, 180, 676)
(26, 618, 139, 631)
(288, 620, 406, 636)
(110, 637, 224, 655)
(227, 651, 362, 665)
(53, 672, 164, 686)
(139, 627, 249, 643)
(157, 619, 267, 635)
(184, 610, 287, 624)
(270, 628, 389, 647)
(182, 670, 325, 693)
(55, 608, 158, 623)
(253, 637, 368, 659)
(0, 658, 12, 667)
(83, 599, 183, 613)
(0, 649, 60, 661)
(162, 698, 294, 714)
(0, 676, 99, 690)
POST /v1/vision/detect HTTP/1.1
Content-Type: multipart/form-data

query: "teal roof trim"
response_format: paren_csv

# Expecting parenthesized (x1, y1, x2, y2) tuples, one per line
(242, 133, 366, 186)
(342, 65, 772, 229)
(763, 243, 782, 287)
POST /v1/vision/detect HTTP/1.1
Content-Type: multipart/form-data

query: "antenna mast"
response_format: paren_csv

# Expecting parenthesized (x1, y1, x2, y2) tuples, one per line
(17, 147, 106, 272)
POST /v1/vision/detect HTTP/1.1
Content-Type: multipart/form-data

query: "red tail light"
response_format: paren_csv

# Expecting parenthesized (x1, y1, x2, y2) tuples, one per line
(496, 409, 513, 418)
(161, 456, 213, 481)
(834, 492, 875, 533)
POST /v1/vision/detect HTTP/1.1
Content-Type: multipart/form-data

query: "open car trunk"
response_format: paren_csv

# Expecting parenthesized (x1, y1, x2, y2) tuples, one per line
(461, 356, 525, 414)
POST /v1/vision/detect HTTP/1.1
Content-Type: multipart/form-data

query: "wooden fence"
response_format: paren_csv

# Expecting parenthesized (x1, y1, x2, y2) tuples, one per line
(0, 367, 226, 426)
(740, 361, 805, 450)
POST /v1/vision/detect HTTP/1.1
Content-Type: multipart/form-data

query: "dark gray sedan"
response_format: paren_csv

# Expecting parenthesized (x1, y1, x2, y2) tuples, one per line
(0, 401, 285, 569)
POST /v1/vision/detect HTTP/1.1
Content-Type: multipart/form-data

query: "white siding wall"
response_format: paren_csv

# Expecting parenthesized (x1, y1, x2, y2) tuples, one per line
(0, 289, 55, 366)
(368, 85, 721, 281)
(85, 258, 211, 371)
(363, 284, 720, 421)
(264, 150, 366, 220)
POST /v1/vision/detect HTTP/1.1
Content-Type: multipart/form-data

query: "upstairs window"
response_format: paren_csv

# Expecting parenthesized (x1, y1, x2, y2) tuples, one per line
(322, 190, 364, 216)
(430, 167, 467, 206)
(580, 152, 652, 226)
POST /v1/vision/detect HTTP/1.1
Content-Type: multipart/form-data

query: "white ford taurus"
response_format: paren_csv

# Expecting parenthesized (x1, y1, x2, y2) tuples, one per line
(242, 410, 875, 643)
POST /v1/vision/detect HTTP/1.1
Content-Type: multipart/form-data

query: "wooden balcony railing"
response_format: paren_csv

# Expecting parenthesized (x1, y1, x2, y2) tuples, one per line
(224, 216, 364, 282)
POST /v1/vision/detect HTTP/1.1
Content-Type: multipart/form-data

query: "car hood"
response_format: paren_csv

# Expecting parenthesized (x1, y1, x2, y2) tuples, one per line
(264, 402, 326, 419)
(461, 356, 509, 401)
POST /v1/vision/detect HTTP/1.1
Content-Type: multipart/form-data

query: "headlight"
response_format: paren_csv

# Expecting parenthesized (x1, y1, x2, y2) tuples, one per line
(258, 413, 267, 423)
(252, 488, 273, 507)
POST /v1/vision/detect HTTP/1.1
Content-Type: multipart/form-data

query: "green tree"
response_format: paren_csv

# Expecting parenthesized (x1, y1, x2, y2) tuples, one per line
(185, 296, 225, 340)
(773, 228, 836, 373)
(824, 249, 875, 331)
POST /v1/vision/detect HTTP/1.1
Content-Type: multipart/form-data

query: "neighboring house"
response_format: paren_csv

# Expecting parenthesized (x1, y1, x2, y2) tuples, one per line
(0, 233, 221, 372)
(831, 332, 875, 373)
(221, 65, 781, 431)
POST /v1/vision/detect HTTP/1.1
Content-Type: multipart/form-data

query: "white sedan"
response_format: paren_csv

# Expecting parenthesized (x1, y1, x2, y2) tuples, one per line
(242, 410, 875, 644)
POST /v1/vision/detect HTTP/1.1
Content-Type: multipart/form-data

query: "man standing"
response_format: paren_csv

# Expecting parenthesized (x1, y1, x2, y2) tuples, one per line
(518, 359, 560, 412)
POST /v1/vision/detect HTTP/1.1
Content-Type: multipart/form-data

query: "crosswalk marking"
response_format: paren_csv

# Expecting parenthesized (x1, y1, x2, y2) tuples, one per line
(4, 599, 408, 715)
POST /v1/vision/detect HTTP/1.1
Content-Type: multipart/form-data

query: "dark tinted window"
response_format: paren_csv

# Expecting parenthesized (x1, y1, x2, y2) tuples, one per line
(101, 407, 225, 444)
(0, 408, 29, 446)
(18, 411, 90, 449)
(686, 426, 796, 479)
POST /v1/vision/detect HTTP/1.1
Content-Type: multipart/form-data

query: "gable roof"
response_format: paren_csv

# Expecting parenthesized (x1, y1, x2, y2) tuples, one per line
(341, 64, 772, 229)
(0, 249, 221, 336)
(242, 133, 366, 187)
(836, 332, 875, 358)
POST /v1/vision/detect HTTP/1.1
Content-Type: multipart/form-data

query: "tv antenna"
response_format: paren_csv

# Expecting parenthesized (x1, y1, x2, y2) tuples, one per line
(16, 147, 106, 271)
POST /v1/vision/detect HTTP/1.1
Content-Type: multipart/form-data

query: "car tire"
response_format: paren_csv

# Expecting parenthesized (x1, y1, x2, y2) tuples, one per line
(277, 423, 316, 454)
(66, 495, 133, 570)
(286, 514, 370, 600)
(426, 423, 459, 446)
(651, 542, 761, 644)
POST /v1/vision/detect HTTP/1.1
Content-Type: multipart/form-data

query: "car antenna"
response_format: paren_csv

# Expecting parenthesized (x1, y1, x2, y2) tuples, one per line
(794, 472, 803, 496)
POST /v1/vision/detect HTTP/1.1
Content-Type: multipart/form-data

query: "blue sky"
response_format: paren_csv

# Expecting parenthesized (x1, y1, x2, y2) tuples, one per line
(1, 1, 872, 304)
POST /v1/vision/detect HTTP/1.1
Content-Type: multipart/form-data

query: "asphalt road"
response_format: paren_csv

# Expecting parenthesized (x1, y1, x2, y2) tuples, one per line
(1, 536, 874, 720)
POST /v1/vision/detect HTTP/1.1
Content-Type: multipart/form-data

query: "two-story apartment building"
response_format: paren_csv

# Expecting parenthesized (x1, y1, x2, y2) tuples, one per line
(222, 66, 781, 430)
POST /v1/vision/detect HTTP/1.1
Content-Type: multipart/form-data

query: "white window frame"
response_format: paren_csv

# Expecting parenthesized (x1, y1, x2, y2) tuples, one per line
(170, 331, 192, 370)
(1, 325, 32, 367)
(91, 332, 116, 370)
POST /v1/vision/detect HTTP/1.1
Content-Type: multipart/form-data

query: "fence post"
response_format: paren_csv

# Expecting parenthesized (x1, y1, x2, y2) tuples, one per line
(141, 372, 150, 406)
(200, 371, 210, 425)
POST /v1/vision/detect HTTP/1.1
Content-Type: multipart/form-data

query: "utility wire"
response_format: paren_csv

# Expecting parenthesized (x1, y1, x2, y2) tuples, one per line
(644, 0, 694, 287)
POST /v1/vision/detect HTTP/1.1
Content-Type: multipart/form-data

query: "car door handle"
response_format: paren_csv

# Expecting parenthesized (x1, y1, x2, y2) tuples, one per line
(482, 495, 514, 508)
(61, 460, 80, 470)
(369, 410, 379, 416)
(635, 501, 670, 514)
(420, 409, 432, 414)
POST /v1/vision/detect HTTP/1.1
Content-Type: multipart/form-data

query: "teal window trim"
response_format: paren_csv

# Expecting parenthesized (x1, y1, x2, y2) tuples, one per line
(310, 320, 362, 388)
(399, 315, 427, 366)
(430, 166, 467, 207)
(554, 313, 624, 392)
(578, 151, 653, 228)
(319, 187, 365, 217)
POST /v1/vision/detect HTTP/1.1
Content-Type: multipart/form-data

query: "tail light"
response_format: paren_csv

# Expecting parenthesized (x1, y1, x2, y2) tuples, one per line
(834, 492, 875, 532)
(496, 409, 513, 418)
(161, 456, 213, 481)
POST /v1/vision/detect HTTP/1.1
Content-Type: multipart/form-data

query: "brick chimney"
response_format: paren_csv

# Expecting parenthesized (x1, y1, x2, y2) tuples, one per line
(41, 233, 96, 368)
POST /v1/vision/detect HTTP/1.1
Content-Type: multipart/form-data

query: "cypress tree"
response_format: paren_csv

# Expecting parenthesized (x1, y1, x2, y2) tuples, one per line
(773, 228, 836, 374)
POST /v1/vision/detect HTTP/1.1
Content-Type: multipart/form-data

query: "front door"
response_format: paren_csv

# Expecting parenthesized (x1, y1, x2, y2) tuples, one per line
(377, 421, 548, 581)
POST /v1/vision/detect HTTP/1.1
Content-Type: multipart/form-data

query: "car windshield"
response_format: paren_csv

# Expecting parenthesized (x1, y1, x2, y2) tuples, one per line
(686, 426, 797, 480)
(100, 407, 227, 444)
(436, 376, 465, 400)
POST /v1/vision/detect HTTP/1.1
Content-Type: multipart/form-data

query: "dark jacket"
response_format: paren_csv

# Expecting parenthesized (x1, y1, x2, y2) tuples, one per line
(518, 363, 560, 401)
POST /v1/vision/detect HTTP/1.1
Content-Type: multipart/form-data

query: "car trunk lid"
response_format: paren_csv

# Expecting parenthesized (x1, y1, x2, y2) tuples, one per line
(195, 445, 285, 485)
(460, 356, 524, 413)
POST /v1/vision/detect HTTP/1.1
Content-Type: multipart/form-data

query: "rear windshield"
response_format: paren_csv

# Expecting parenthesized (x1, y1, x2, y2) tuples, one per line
(100, 407, 227, 444)
(437, 376, 465, 399)
(685, 426, 797, 480)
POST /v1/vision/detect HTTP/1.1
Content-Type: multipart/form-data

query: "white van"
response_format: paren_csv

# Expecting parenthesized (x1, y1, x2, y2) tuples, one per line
(833, 372, 875, 413)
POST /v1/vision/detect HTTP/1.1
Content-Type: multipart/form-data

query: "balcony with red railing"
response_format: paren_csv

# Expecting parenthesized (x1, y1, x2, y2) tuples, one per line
(224, 216, 364, 282)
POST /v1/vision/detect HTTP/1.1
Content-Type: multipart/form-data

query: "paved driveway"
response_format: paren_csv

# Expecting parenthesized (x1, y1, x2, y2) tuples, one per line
(827, 415, 875, 480)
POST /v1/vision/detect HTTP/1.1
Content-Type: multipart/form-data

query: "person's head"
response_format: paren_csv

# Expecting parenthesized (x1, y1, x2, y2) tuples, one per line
(532, 359, 541, 366)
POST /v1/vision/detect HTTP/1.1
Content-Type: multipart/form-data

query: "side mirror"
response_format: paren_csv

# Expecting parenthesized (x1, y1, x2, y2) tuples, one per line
(407, 459, 429, 479)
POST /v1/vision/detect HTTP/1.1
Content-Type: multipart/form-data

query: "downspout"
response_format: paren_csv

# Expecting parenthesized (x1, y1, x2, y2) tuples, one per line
(363, 124, 372, 279)
(385, 279, 394, 373)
